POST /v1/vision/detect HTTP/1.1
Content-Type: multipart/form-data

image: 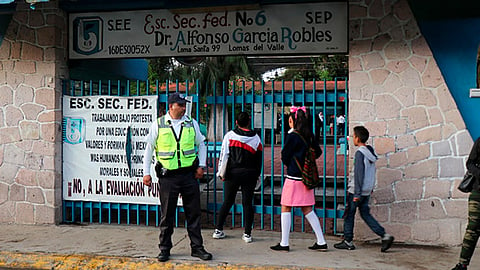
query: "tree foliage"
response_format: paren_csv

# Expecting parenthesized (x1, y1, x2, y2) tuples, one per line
(148, 56, 258, 141)
(279, 55, 348, 81)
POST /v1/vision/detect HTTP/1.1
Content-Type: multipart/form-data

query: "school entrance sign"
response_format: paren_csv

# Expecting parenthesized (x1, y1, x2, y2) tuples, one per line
(69, 2, 347, 59)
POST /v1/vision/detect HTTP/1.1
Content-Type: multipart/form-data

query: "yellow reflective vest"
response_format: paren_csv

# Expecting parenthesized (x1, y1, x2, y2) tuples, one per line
(155, 115, 197, 170)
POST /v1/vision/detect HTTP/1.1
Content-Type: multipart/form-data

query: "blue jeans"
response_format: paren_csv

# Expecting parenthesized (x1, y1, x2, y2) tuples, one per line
(343, 192, 385, 242)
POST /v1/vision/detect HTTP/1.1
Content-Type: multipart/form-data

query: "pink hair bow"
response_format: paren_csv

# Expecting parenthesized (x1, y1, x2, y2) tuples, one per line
(290, 106, 306, 118)
(290, 106, 306, 113)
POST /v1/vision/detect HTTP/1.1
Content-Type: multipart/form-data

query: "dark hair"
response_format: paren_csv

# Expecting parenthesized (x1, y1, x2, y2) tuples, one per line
(290, 109, 312, 142)
(353, 126, 369, 143)
(236, 111, 251, 128)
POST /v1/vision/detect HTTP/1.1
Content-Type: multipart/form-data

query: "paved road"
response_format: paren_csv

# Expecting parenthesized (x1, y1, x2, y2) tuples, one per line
(0, 223, 477, 270)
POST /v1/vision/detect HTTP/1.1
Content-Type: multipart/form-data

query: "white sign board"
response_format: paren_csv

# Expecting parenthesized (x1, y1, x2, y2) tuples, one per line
(62, 95, 159, 204)
(254, 103, 277, 129)
(69, 2, 347, 59)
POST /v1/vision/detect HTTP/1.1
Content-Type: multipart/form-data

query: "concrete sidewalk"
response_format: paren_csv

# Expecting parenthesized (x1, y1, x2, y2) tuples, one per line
(0, 224, 476, 270)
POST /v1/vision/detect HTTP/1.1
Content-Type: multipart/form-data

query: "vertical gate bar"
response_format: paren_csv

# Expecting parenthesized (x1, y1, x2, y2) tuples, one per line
(290, 80, 295, 231)
(62, 202, 66, 223)
(260, 80, 265, 230)
(117, 203, 121, 224)
(146, 204, 149, 226)
(250, 80, 261, 228)
(241, 81, 246, 228)
(81, 81, 85, 96)
(341, 78, 349, 234)
(137, 204, 140, 225)
(333, 78, 339, 233)
(231, 81, 237, 227)
(71, 202, 75, 222)
(79, 201, 83, 222)
(146, 80, 150, 96)
(270, 80, 275, 230)
(127, 203, 130, 225)
(89, 202, 92, 223)
(107, 80, 111, 95)
(312, 79, 321, 229)
(99, 80, 102, 95)
(281, 80, 286, 188)
(231, 80, 235, 129)
(156, 205, 159, 227)
(136, 80, 140, 96)
(212, 82, 217, 226)
(175, 208, 178, 227)
(199, 80, 211, 224)
(68, 80, 72, 95)
(99, 201, 102, 224)
(222, 81, 226, 136)
(117, 80, 121, 96)
(156, 80, 160, 113)
(223, 81, 234, 227)
(301, 80, 306, 232)
(166, 80, 170, 109)
(241, 81, 249, 228)
(107, 202, 111, 224)
(196, 80, 201, 120)
(241, 80, 245, 111)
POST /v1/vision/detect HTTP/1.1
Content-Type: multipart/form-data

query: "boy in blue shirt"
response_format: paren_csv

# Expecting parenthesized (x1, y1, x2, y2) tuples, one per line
(334, 126, 394, 252)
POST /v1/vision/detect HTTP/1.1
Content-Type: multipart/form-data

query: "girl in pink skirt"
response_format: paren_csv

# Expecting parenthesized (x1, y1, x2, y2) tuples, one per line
(270, 106, 327, 252)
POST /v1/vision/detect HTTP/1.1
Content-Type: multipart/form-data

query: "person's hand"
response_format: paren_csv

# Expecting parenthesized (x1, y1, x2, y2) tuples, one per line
(195, 167, 204, 179)
(143, 175, 152, 187)
(353, 197, 360, 203)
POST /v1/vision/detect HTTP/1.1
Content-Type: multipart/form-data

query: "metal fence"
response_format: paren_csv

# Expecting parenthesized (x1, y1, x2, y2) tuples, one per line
(62, 78, 348, 234)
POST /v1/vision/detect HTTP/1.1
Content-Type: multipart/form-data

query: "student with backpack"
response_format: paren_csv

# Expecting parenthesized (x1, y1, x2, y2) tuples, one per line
(270, 106, 327, 252)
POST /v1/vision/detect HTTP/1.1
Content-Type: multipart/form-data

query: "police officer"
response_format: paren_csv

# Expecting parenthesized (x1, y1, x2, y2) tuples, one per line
(143, 92, 212, 262)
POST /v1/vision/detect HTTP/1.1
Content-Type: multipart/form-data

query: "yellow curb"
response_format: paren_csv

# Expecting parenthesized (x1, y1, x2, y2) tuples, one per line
(0, 251, 335, 270)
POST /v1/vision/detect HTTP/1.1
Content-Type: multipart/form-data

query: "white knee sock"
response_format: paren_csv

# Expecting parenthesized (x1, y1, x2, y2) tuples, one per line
(280, 212, 291, 246)
(305, 211, 326, 245)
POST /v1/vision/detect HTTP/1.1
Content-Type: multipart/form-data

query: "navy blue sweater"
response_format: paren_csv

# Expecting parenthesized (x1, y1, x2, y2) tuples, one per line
(281, 130, 322, 178)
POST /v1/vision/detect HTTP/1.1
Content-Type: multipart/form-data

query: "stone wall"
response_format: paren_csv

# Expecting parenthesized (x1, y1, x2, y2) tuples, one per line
(0, 1, 67, 224)
(349, 0, 471, 245)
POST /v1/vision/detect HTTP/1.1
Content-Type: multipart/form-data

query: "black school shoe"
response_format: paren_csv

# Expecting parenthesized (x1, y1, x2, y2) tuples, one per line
(157, 250, 170, 262)
(191, 247, 212, 260)
(270, 243, 290, 252)
(308, 242, 328, 251)
(381, 235, 394, 252)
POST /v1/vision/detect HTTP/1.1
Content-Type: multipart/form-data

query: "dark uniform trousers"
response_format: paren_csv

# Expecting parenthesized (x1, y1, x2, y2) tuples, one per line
(157, 170, 203, 252)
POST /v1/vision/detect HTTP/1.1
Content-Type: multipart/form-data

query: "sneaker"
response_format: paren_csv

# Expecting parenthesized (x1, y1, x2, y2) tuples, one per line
(334, 240, 356, 250)
(242, 233, 252, 243)
(381, 234, 394, 252)
(451, 263, 468, 270)
(308, 242, 328, 251)
(212, 229, 225, 239)
(270, 243, 289, 252)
